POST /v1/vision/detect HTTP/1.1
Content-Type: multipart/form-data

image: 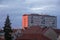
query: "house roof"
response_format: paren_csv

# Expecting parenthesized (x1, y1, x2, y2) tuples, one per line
(0, 38, 4, 40)
(22, 26, 53, 34)
(54, 29, 60, 35)
(16, 33, 51, 40)
(22, 26, 43, 34)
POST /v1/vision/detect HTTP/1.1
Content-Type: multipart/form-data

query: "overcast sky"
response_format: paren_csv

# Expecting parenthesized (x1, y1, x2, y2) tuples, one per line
(0, 0, 60, 29)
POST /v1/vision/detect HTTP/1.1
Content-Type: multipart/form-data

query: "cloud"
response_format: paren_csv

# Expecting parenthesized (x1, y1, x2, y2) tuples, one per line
(25, 0, 58, 5)
(0, 5, 8, 8)
(30, 6, 51, 11)
(0, 0, 60, 29)
(29, 5, 57, 13)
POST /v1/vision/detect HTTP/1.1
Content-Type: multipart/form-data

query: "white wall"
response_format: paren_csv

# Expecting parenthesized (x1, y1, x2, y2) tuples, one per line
(28, 15, 57, 28)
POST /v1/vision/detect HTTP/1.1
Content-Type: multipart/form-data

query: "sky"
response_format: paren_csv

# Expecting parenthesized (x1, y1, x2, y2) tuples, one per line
(0, 0, 60, 29)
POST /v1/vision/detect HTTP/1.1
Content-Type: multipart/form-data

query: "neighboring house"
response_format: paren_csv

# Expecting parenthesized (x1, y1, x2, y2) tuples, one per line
(54, 29, 60, 36)
(0, 30, 4, 39)
(0, 38, 4, 40)
(57, 35, 60, 40)
(12, 29, 22, 40)
(54, 29, 60, 40)
(0, 29, 22, 40)
(43, 27, 57, 40)
(16, 33, 51, 40)
(0, 26, 60, 40)
(21, 26, 42, 34)
(16, 26, 52, 40)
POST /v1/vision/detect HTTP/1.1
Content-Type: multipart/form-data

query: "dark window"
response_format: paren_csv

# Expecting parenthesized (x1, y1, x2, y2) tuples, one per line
(41, 19, 45, 24)
(31, 16, 33, 23)
(52, 21, 55, 24)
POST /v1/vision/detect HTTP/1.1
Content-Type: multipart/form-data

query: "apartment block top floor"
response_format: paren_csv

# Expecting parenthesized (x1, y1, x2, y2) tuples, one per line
(23, 14, 57, 17)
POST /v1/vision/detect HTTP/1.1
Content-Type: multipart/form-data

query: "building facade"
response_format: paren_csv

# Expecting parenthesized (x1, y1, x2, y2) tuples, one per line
(22, 14, 57, 29)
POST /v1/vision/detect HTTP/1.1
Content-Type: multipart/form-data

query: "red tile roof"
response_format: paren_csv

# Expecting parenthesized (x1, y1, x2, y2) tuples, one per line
(16, 33, 51, 40)
(22, 26, 42, 34)
(0, 38, 4, 40)
(22, 26, 51, 34)
(16, 26, 52, 40)
(54, 29, 60, 35)
(42, 27, 51, 33)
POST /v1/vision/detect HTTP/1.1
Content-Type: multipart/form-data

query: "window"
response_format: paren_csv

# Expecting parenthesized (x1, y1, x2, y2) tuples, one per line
(52, 21, 55, 24)
(31, 16, 33, 23)
(41, 19, 45, 24)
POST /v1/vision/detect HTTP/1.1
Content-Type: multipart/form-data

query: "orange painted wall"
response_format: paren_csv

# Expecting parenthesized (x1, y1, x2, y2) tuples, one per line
(22, 15, 28, 29)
